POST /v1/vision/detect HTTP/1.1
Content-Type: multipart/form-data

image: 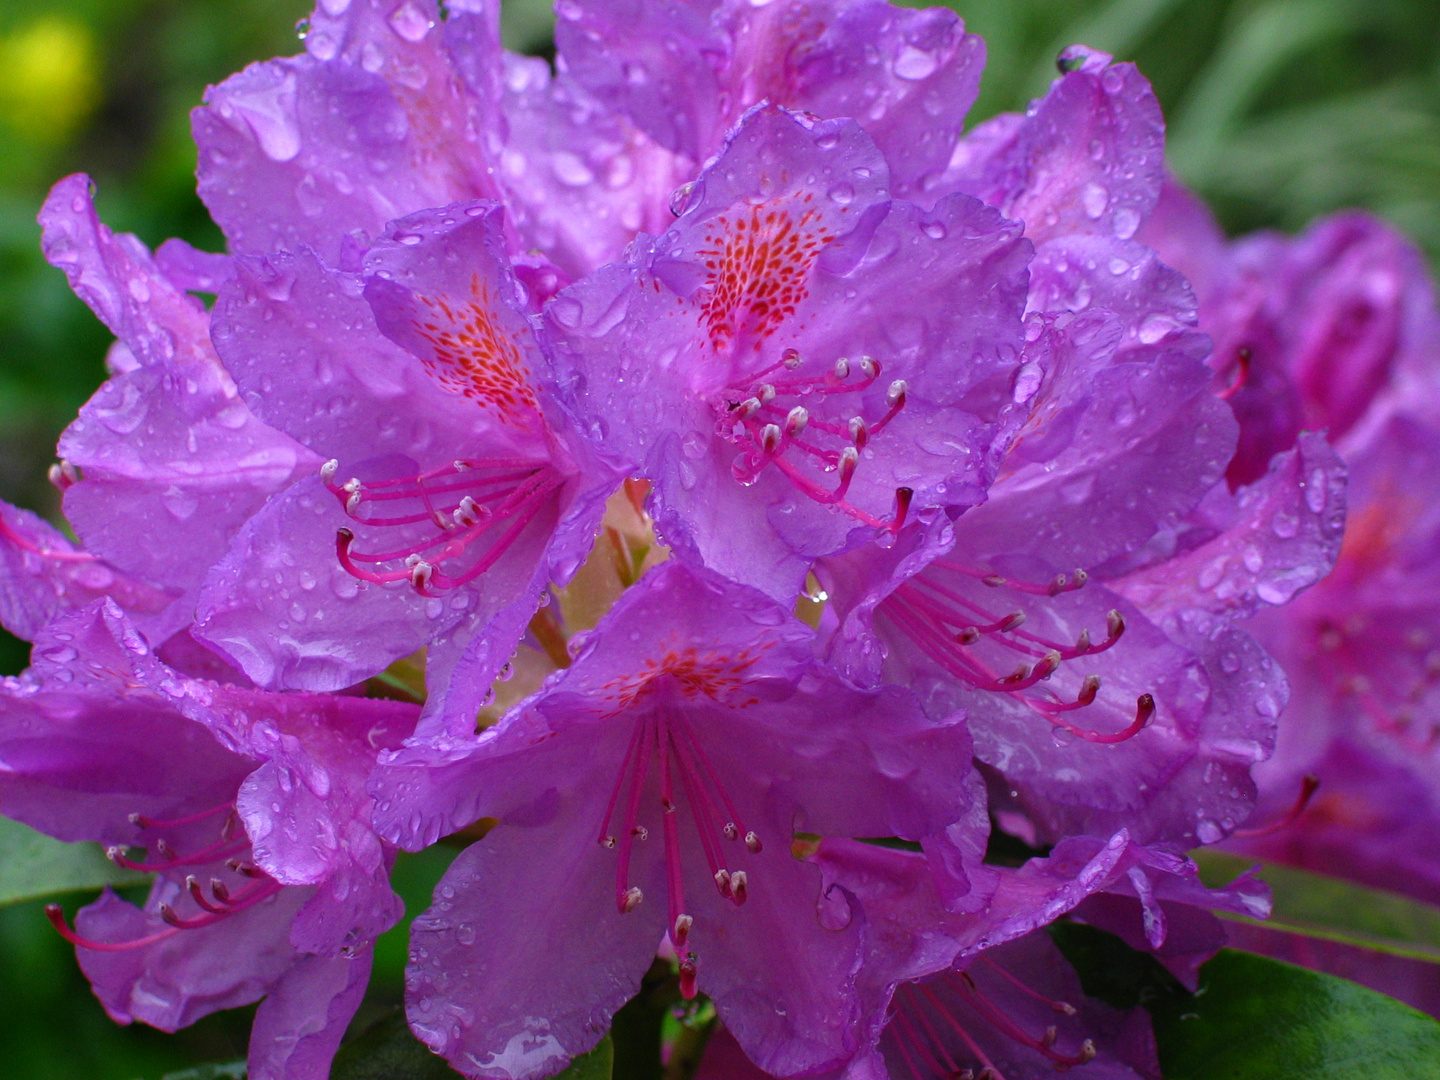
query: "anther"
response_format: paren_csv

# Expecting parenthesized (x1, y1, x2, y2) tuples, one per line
(715, 868, 733, 897)
(760, 424, 783, 454)
(1034, 650, 1061, 679)
(673, 914, 693, 943)
(48, 460, 80, 491)
(892, 487, 913, 531)
(105, 845, 127, 864)
(620, 886, 644, 913)
(1134, 693, 1156, 728)
(786, 406, 809, 437)
(1073, 568, 1089, 587)
(838, 446, 858, 479)
(343, 479, 362, 515)
(409, 560, 434, 591)
(227, 858, 264, 877)
(127, 812, 146, 827)
(744, 831, 762, 853)
(1077, 674, 1100, 706)
(1041, 1026, 1058, 1048)
(679, 955, 699, 1000)
(781, 348, 802, 370)
(210, 879, 230, 903)
(1074, 628, 1092, 654)
(757, 384, 776, 404)
(632, 825, 649, 840)
(600, 835, 617, 849)
(886, 379, 908, 408)
(1106, 609, 1126, 640)
(1078, 1040, 1097, 1063)
(957, 627, 981, 645)
(453, 496, 487, 528)
(158, 903, 182, 927)
(1047, 573, 1068, 596)
(1000, 663, 1032, 685)
(983, 574, 1006, 587)
(738, 396, 762, 419)
(858, 356, 879, 379)
(998, 611, 1026, 632)
(155, 838, 176, 861)
(723, 823, 739, 841)
(848, 416, 869, 448)
(730, 870, 749, 904)
(320, 459, 339, 484)
(833, 356, 850, 379)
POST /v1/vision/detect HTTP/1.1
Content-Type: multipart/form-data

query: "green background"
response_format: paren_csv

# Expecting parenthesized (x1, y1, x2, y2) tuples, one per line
(0, 0, 1437, 1075)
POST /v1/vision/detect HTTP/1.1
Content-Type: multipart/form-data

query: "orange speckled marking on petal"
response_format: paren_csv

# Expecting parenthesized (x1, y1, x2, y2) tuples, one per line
(600, 642, 772, 712)
(413, 274, 540, 421)
(698, 196, 835, 353)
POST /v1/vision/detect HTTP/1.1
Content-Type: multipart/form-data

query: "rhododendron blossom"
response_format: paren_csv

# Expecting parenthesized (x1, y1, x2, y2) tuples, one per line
(11, 1, 1427, 1079)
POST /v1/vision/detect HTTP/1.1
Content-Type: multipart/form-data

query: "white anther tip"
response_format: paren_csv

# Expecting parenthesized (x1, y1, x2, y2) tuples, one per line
(320, 459, 339, 483)
(760, 424, 783, 454)
(744, 830, 762, 853)
(859, 356, 878, 379)
(620, 886, 643, 913)
(786, 405, 809, 436)
(833, 356, 850, 379)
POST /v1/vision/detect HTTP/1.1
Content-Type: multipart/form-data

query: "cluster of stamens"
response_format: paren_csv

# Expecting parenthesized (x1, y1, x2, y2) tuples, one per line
(45, 801, 281, 951)
(888, 962, 1098, 1080)
(598, 706, 761, 999)
(719, 348, 912, 532)
(323, 456, 562, 595)
(882, 560, 1155, 744)
(1318, 617, 1440, 754)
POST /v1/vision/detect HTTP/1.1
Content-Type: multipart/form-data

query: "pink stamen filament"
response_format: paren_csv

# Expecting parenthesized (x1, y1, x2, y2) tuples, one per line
(882, 590, 1153, 743)
(45, 875, 282, 952)
(107, 837, 248, 873)
(1233, 774, 1321, 839)
(947, 973, 1093, 1068)
(721, 352, 907, 532)
(599, 706, 760, 999)
(0, 516, 96, 563)
(129, 802, 236, 831)
(914, 983, 1005, 1079)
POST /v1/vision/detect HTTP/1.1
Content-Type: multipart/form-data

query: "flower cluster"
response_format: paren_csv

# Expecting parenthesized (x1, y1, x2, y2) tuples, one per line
(5, 1, 1435, 1079)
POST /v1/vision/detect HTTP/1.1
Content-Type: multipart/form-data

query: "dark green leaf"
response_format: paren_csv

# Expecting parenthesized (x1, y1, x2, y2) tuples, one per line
(1054, 922, 1440, 1079)
(158, 1063, 247, 1080)
(331, 1010, 611, 1080)
(0, 814, 148, 906)
(1156, 949, 1440, 1079)
(1193, 849, 1440, 963)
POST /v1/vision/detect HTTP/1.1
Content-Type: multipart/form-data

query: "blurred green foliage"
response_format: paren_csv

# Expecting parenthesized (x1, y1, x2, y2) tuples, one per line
(0, 0, 1436, 1075)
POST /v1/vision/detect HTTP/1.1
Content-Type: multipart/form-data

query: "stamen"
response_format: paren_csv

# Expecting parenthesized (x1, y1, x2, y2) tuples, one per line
(128, 801, 235, 830)
(45, 904, 179, 952)
(48, 459, 80, 492)
(1234, 774, 1320, 838)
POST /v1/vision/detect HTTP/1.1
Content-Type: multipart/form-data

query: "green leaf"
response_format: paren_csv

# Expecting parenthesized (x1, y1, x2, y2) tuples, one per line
(1054, 923, 1440, 1079)
(1193, 849, 1440, 963)
(1156, 950, 1440, 1079)
(331, 1010, 612, 1080)
(158, 1064, 247, 1080)
(0, 813, 148, 906)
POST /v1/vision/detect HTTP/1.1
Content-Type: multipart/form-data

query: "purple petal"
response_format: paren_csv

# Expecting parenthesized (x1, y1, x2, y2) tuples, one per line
(557, 0, 985, 199)
(193, 1, 502, 261)
(1114, 433, 1347, 620)
(249, 949, 374, 1080)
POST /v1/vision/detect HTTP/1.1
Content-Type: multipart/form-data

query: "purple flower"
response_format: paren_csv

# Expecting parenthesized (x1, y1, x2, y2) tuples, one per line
(38, 175, 320, 618)
(546, 104, 1031, 601)
(371, 560, 979, 1078)
(1138, 186, 1440, 903)
(194, 200, 623, 735)
(556, 0, 985, 201)
(194, 0, 682, 278)
(0, 599, 420, 1080)
(933, 45, 1198, 366)
(1141, 183, 1440, 485)
(806, 831, 1267, 1079)
(817, 304, 1301, 849)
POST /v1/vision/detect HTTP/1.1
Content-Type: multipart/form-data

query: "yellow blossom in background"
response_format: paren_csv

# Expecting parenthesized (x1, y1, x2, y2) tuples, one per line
(0, 17, 99, 146)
